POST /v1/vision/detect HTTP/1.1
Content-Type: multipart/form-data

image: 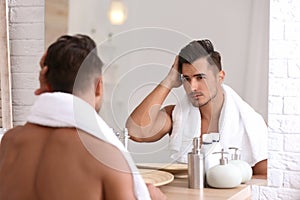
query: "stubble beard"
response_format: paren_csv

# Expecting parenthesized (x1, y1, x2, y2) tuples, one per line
(190, 89, 218, 108)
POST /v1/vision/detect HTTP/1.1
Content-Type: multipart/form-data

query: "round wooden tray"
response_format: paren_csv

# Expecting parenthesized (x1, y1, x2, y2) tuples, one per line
(137, 163, 187, 175)
(139, 169, 174, 187)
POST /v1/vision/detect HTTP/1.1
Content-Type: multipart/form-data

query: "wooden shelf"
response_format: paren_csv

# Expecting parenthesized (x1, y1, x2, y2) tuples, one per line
(160, 178, 267, 200)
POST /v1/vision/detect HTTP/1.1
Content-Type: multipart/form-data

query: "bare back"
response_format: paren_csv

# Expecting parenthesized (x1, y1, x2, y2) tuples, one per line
(0, 123, 136, 200)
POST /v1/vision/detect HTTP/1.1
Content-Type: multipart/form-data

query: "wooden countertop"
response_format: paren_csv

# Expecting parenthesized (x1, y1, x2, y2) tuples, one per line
(160, 177, 267, 200)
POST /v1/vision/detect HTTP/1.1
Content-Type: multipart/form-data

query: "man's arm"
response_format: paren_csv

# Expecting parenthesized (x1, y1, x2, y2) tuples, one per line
(102, 167, 136, 200)
(147, 183, 167, 200)
(103, 169, 167, 200)
(78, 131, 166, 200)
(126, 56, 182, 142)
(252, 159, 267, 177)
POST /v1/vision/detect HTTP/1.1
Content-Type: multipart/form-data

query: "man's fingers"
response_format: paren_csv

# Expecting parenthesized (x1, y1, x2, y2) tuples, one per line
(172, 55, 179, 70)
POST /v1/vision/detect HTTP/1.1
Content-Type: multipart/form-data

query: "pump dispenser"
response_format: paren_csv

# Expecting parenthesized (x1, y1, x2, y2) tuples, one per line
(188, 137, 204, 189)
(201, 133, 222, 173)
(206, 149, 242, 188)
(119, 128, 129, 150)
(228, 147, 252, 183)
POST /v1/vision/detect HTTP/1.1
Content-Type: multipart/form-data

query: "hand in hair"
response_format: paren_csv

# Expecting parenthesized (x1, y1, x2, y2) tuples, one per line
(161, 55, 182, 89)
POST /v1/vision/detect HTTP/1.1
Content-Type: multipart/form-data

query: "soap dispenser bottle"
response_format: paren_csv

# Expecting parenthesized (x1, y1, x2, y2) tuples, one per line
(118, 128, 130, 150)
(201, 133, 222, 173)
(188, 137, 204, 189)
(206, 149, 242, 188)
(228, 147, 253, 183)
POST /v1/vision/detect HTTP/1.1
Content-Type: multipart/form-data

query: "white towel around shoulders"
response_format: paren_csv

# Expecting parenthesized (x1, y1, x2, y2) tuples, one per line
(169, 94, 200, 163)
(169, 84, 268, 166)
(27, 92, 151, 200)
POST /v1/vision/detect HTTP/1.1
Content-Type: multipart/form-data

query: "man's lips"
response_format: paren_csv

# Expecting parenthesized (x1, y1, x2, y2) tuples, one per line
(189, 92, 204, 99)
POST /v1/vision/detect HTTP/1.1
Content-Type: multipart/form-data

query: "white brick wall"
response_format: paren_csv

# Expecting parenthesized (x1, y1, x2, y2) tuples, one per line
(8, 0, 44, 125)
(258, 186, 300, 200)
(288, 59, 300, 78)
(256, 0, 300, 199)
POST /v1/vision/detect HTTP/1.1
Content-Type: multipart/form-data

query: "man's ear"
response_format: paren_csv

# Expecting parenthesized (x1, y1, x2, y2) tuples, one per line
(95, 76, 103, 97)
(218, 70, 225, 83)
(34, 66, 52, 95)
(94, 76, 103, 112)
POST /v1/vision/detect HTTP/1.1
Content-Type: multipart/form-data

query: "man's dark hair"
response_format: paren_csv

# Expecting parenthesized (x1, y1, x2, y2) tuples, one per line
(178, 39, 222, 73)
(44, 34, 103, 93)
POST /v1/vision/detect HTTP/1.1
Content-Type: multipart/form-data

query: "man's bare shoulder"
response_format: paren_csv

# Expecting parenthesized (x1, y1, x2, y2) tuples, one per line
(76, 130, 131, 173)
(0, 123, 136, 200)
(0, 125, 28, 149)
(1, 125, 23, 140)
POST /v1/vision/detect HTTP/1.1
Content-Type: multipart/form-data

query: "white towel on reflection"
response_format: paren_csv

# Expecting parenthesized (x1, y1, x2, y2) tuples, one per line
(27, 92, 150, 200)
(170, 84, 268, 166)
(169, 94, 200, 163)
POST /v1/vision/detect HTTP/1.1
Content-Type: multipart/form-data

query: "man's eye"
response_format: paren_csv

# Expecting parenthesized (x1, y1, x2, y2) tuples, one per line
(196, 75, 205, 80)
(182, 76, 190, 82)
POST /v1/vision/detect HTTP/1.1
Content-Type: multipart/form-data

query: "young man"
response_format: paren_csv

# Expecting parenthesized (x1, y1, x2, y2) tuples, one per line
(0, 34, 166, 200)
(126, 39, 268, 176)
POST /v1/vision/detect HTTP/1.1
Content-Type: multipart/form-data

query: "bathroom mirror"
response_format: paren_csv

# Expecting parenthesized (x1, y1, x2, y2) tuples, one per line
(45, 0, 269, 163)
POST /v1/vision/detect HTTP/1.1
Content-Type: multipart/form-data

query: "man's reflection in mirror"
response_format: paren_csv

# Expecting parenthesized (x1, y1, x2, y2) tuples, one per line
(126, 39, 268, 177)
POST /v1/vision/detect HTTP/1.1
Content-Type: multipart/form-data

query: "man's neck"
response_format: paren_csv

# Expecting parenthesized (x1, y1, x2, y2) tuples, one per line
(199, 88, 224, 121)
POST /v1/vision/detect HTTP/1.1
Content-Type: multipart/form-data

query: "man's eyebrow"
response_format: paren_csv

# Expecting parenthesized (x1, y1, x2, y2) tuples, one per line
(193, 73, 206, 77)
(182, 73, 206, 78)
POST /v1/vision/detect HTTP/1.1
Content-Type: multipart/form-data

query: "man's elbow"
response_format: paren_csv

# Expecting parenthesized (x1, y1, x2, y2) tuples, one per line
(252, 159, 268, 177)
(126, 120, 150, 142)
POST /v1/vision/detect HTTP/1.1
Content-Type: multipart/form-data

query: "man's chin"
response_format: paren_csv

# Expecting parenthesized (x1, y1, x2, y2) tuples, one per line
(189, 99, 200, 107)
(189, 99, 209, 108)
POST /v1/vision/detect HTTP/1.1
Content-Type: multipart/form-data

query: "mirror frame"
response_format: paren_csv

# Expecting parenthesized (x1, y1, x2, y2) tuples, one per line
(0, 0, 13, 128)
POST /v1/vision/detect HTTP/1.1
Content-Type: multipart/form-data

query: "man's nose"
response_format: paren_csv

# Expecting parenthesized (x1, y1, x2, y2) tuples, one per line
(190, 78, 198, 91)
